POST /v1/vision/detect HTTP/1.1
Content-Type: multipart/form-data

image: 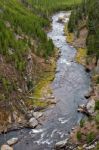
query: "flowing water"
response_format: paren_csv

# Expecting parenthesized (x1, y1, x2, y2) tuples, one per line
(0, 12, 91, 150)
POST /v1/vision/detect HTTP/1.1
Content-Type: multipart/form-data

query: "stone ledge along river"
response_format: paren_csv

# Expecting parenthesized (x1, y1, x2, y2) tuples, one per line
(0, 12, 91, 150)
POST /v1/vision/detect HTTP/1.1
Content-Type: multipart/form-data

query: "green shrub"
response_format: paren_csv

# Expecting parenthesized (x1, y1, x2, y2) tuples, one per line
(77, 131, 82, 141)
(86, 132, 95, 144)
(95, 101, 99, 110)
(80, 119, 85, 128)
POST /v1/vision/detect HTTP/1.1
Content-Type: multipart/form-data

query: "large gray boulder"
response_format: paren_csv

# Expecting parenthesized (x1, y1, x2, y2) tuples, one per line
(1, 145, 13, 150)
(87, 99, 95, 114)
(7, 138, 18, 146)
(29, 117, 38, 128)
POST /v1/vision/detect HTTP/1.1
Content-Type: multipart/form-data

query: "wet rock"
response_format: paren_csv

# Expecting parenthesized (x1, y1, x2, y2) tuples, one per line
(47, 99, 57, 105)
(84, 87, 93, 99)
(85, 67, 91, 73)
(34, 106, 45, 112)
(33, 112, 43, 119)
(71, 127, 75, 130)
(84, 93, 91, 99)
(83, 144, 87, 148)
(77, 104, 86, 112)
(1, 145, 13, 150)
(86, 99, 95, 114)
(48, 96, 55, 99)
(77, 99, 95, 116)
(27, 112, 33, 119)
(55, 139, 68, 149)
(85, 144, 95, 150)
(7, 138, 18, 146)
(29, 117, 38, 128)
(57, 17, 65, 23)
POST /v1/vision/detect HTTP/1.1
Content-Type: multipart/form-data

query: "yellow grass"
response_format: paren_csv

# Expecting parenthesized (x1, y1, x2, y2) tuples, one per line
(64, 24, 74, 44)
(75, 48, 87, 65)
(27, 58, 56, 108)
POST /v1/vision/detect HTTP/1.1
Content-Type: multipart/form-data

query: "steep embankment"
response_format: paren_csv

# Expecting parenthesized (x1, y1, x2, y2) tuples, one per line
(64, 0, 99, 149)
(0, 0, 55, 132)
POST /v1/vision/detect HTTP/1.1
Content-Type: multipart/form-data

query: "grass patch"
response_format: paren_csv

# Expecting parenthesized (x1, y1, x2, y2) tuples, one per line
(75, 48, 87, 65)
(66, 33, 74, 43)
(33, 73, 54, 98)
(80, 119, 85, 128)
(77, 130, 82, 141)
(26, 58, 56, 108)
(28, 72, 54, 108)
(64, 24, 74, 44)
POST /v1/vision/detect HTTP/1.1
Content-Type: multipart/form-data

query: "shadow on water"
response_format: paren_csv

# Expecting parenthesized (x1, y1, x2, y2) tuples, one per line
(0, 12, 91, 150)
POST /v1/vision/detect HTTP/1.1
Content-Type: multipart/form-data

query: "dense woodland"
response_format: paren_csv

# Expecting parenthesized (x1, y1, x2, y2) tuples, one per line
(0, 0, 81, 72)
(0, 0, 82, 108)
(68, 0, 99, 61)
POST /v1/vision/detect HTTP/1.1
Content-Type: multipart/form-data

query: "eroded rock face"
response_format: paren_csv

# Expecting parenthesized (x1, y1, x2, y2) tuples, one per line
(29, 117, 38, 128)
(1, 145, 13, 150)
(7, 137, 18, 146)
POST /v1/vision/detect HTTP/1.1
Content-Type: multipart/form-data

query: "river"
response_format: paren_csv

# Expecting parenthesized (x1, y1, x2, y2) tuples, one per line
(0, 12, 91, 150)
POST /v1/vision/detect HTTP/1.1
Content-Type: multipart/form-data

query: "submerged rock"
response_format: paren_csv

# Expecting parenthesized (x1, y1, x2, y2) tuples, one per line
(29, 117, 38, 128)
(55, 139, 68, 149)
(57, 17, 64, 23)
(7, 137, 18, 146)
(1, 145, 13, 150)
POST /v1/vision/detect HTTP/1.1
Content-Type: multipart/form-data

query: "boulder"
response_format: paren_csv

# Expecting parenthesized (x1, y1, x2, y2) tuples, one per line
(7, 138, 18, 146)
(29, 117, 38, 128)
(85, 144, 95, 150)
(57, 17, 64, 23)
(85, 93, 91, 99)
(86, 99, 95, 114)
(33, 112, 43, 119)
(55, 139, 68, 149)
(1, 145, 13, 150)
